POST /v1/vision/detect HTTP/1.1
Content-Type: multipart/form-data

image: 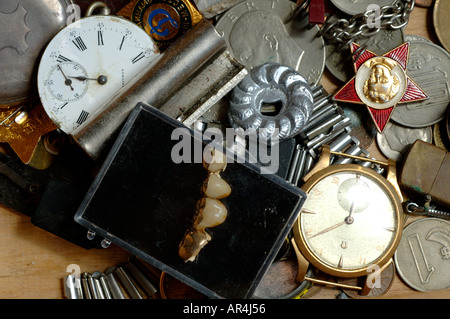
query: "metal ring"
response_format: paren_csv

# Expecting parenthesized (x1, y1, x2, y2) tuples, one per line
(228, 63, 314, 141)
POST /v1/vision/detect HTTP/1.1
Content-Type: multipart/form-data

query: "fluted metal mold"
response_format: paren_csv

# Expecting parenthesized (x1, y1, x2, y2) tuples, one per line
(228, 62, 313, 142)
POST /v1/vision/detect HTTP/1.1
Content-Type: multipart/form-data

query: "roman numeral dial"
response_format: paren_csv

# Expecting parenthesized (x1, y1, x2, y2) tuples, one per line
(37, 15, 160, 135)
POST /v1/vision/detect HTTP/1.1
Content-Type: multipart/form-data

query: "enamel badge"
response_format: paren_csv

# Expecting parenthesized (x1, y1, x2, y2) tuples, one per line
(333, 42, 428, 133)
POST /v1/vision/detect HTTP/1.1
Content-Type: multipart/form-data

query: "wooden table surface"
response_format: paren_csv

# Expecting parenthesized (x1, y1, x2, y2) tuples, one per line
(0, 3, 449, 300)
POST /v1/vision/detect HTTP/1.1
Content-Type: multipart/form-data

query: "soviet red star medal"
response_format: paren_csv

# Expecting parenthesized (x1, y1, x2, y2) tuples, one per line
(333, 42, 428, 133)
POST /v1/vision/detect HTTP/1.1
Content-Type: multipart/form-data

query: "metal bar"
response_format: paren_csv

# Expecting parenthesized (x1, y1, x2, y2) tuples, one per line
(73, 19, 227, 161)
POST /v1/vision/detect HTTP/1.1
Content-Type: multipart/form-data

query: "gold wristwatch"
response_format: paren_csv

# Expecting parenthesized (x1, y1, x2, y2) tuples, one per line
(292, 145, 404, 295)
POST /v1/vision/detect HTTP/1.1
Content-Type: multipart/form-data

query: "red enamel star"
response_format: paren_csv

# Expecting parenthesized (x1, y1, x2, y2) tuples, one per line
(333, 42, 428, 133)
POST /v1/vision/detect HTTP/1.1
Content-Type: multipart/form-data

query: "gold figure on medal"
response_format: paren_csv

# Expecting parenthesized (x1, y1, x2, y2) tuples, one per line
(363, 58, 401, 105)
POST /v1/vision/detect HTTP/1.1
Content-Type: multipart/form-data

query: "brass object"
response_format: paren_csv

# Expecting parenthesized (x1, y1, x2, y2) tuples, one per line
(118, 0, 203, 51)
(363, 58, 401, 104)
(0, 102, 57, 164)
(292, 145, 404, 293)
(433, 0, 450, 53)
(400, 139, 450, 208)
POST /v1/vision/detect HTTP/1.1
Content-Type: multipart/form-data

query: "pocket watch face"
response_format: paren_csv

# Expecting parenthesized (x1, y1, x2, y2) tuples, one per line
(37, 15, 159, 134)
(294, 166, 402, 277)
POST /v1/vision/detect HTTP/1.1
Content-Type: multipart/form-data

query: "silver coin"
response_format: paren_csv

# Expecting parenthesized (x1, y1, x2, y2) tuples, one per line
(404, 34, 432, 43)
(215, 0, 325, 85)
(394, 218, 450, 292)
(391, 40, 450, 127)
(0, 0, 73, 105)
(330, 0, 396, 16)
(376, 121, 432, 161)
(326, 26, 404, 82)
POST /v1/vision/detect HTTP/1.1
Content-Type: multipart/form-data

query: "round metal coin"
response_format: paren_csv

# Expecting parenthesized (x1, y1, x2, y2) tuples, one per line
(394, 218, 450, 292)
(338, 261, 396, 298)
(330, 0, 396, 16)
(391, 40, 450, 127)
(433, 122, 448, 151)
(215, 0, 325, 85)
(433, 0, 450, 53)
(376, 121, 432, 162)
(445, 104, 450, 148)
(0, 0, 73, 105)
(404, 34, 432, 43)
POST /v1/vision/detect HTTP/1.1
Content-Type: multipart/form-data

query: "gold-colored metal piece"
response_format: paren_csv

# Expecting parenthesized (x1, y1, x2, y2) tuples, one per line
(291, 238, 363, 291)
(0, 103, 57, 164)
(363, 57, 401, 104)
(292, 145, 404, 279)
(118, 0, 203, 51)
(434, 0, 450, 53)
(400, 139, 450, 208)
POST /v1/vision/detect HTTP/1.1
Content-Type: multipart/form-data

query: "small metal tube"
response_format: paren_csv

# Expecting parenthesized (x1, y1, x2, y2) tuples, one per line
(334, 144, 363, 164)
(301, 107, 337, 135)
(115, 266, 143, 299)
(311, 95, 330, 112)
(308, 128, 351, 159)
(86, 273, 100, 299)
(287, 145, 302, 183)
(329, 132, 353, 152)
(92, 272, 110, 299)
(64, 274, 83, 299)
(124, 260, 157, 297)
(81, 273, 92, 299)
(310, 102, 337, 123)
(303, 153, 314, 176)
(105, 267, 126, 299)
(306, 113, 345, 140)
(292, 149, 307, 186)
(311, 85, 324, 98)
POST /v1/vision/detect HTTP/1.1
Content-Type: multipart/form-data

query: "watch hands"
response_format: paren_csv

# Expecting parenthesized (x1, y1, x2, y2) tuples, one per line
(57, 65, 74, 91)
(309, 201, 357, 239)
(68, 75, 108, 85)
(344, 200, 356, 224)
(309, 221, 346, 239)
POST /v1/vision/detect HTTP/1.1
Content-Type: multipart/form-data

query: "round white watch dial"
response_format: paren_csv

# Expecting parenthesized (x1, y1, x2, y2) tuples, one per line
(300, 171, 398, 271)
(38, 15, 159, 134)
(47, 62, 89, 102)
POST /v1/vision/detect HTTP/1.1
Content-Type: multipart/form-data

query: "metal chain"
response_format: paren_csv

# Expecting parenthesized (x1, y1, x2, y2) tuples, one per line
(317, 0, 415, 47)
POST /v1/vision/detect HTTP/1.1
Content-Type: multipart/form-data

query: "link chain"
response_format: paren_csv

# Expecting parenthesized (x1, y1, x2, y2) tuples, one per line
(315, 0, 415, 47)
